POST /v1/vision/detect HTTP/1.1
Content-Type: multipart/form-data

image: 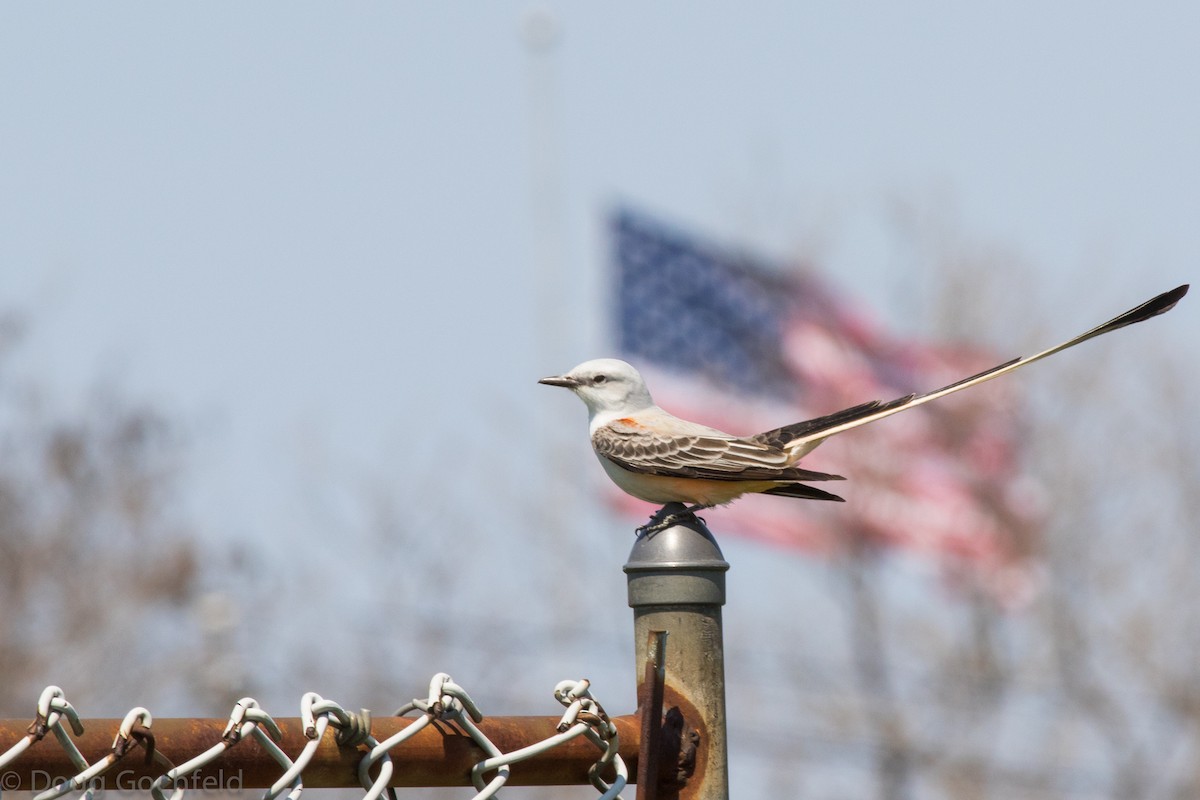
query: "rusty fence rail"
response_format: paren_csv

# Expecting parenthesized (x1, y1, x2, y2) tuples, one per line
(0, 680, 632, 799)
(0, 508, 729, 800)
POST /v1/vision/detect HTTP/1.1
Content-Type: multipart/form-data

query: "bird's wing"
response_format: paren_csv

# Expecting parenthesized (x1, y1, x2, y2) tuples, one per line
(593, 414, 844, 482)
(756, 284, 1189, 453)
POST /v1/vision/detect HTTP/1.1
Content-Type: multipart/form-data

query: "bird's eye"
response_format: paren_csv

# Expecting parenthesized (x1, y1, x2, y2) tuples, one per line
(592, 374, 608, 385)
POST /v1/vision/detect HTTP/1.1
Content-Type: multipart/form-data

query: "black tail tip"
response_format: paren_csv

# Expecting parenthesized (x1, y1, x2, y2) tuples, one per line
(1140, 284, 1188, 319)
(1160, 283, 1189, 312)
(1104, 284, 1189, 332)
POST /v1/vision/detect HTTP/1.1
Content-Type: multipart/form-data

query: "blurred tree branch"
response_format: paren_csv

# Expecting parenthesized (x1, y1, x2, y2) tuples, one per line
(748, 210, 1197, 799)
(0, 310, 217, 714)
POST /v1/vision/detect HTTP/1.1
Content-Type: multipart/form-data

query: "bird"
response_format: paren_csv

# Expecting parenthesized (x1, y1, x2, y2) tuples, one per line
(539, 284, 1188, 533)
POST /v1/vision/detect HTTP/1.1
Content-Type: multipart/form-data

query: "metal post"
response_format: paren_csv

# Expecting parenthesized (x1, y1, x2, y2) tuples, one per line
(625, 504, 730, 799)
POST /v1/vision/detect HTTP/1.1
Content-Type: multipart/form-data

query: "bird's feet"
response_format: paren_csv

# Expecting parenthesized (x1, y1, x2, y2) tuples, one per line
(635, 505, 709, 536)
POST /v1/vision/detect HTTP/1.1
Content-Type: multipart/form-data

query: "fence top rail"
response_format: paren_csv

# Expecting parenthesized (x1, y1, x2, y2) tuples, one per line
(0, 681, 638, 797)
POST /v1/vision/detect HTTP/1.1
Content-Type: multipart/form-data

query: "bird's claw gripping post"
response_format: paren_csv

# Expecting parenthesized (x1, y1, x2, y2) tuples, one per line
(636, 504, 709, 537)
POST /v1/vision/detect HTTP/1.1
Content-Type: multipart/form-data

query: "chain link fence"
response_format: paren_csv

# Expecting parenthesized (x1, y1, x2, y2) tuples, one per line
(0, 679, 631, 800)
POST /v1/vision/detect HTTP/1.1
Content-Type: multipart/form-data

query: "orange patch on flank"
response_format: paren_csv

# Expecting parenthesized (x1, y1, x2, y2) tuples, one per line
(616, 417, 642, 427)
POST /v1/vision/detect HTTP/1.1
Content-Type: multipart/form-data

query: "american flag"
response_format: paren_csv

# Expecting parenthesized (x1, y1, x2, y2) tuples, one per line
(611, 208, 1041, 600)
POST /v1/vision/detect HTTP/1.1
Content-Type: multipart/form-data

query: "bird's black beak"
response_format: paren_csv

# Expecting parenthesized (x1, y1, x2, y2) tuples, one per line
(538, 375, 580, 388)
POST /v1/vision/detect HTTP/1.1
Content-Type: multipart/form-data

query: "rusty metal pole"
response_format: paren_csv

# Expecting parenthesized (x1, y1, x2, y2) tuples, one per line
(625, 503, 730, 800)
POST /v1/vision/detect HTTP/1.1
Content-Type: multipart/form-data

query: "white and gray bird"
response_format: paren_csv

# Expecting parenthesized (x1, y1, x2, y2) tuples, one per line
(539, 285, 1188, 531)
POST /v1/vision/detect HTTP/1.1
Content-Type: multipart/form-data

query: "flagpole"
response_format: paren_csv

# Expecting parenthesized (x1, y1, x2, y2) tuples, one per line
(522, 8, 580, 617)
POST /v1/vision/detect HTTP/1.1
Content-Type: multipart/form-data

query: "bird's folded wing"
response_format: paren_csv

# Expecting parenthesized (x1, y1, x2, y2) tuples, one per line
(752, 395, 916, 448)
(592, 419, 844, 482)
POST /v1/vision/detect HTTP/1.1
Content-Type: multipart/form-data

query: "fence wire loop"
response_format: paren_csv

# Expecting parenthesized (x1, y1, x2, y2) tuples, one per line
(555, 679, 626, 799)
(359, 673, 486, 800)
(32, 686, 85, 740)
(333, 710, 373, 748)
(415, 673, 485, 724)
(113, 707, 156, 764)
(464, 678, 626, 800)
(152, 698, 298, 800)
(222, 698, 283, 744)
(33, 706, 163, 800)
(0, 686, 81, 775)
(14, 688, 92, 800)
(265, 694, 377, 800)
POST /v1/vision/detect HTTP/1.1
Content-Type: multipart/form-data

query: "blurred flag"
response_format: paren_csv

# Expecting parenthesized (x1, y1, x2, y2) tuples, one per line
(611, 207, 1042, 601)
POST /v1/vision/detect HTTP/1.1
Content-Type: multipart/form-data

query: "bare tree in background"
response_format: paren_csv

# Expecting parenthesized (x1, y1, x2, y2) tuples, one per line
(834, 215, 1200, 799)
(0, 309, 225, 715)
(731, 208, 1198, 799)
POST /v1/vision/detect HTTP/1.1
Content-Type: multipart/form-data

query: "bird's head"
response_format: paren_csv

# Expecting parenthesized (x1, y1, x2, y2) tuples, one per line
(538, 358, 655, 420)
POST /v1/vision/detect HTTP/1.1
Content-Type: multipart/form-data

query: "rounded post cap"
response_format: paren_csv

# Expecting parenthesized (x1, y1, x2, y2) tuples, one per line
(624, 504, 729, 607)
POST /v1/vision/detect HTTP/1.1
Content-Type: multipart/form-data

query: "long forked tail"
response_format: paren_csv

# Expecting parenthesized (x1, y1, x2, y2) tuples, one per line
(754, 284, 1189, 456)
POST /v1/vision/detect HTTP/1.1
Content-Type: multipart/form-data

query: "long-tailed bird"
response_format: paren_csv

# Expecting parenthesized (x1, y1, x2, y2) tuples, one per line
(539, 285, 1188, 531)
